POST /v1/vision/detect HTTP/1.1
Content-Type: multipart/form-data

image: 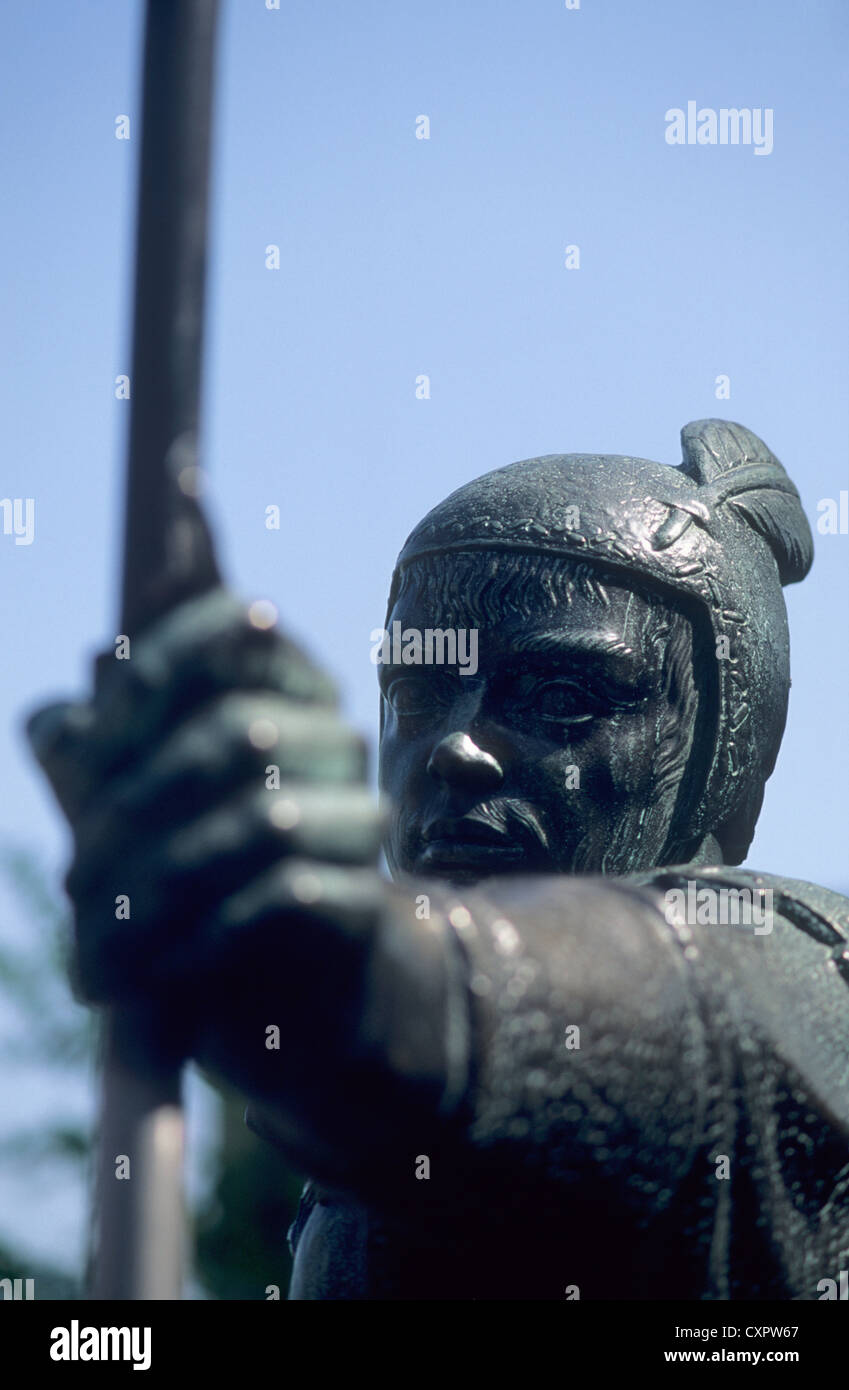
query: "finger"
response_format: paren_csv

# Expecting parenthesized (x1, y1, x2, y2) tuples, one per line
(170, 783, 386, 876)
(26, 590, 341, 813)
(91, 588, 339, 775)
(193, 859, 385, 980)
(26, 699, 99, 821)
(71, 693, 369, 855)
(130, 861, 384, 1006)
(68, 781, 385, 930)
(70, 793, 385, 1005)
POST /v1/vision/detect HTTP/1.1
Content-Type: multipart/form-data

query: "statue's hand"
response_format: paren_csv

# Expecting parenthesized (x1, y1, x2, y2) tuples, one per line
(26, 589, 385, 1012)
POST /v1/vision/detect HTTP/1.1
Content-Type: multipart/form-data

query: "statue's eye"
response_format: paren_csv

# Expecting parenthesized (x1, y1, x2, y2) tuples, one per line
(533, 680, 594, 723)
(386, 677, 434, 717)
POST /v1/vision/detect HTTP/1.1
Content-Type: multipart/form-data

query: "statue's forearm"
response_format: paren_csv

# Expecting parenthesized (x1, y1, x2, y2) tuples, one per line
(190, 876, 472, 1193)
(192, 872, 710, 1224)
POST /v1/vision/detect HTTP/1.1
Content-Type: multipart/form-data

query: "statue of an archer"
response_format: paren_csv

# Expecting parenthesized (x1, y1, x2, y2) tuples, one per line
(27, 412, 849, 1301)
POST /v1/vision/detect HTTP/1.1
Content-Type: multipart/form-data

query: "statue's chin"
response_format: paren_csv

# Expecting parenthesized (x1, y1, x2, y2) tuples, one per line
(390, 839, 583, 884)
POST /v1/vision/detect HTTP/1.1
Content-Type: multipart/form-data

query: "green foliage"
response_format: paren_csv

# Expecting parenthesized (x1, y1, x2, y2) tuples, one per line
(0, 1238, 79, 1300)
(193, 1087, 302, 1301)
(0, 844, 301, 1300)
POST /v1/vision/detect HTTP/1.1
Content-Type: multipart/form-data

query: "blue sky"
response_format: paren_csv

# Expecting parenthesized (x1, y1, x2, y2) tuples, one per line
(1, 0, 847, 1273)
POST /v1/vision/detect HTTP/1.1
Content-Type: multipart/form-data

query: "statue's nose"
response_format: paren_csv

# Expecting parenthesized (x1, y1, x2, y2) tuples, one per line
(426, 732, 504, 794)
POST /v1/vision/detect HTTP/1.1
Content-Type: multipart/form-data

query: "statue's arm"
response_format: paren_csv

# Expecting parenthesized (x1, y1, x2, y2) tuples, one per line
(229, 870, 849, 1300)
(34, 592, 817, 1250)
(208, 871, 712, 1232)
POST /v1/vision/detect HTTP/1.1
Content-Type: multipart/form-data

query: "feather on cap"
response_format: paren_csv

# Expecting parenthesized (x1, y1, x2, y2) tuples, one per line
(677, 419, 813, 585)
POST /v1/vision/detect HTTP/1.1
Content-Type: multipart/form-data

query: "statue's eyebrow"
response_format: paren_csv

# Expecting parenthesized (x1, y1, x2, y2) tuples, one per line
(505, 630, 646, 685)
(510, 629, 635, 656)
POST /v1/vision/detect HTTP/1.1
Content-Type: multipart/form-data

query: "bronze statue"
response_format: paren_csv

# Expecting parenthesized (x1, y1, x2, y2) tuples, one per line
(27, 417, 849, 1300)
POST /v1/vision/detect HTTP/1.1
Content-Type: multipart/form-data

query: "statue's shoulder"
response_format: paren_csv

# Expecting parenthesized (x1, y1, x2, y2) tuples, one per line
(627, 862, 849, 965)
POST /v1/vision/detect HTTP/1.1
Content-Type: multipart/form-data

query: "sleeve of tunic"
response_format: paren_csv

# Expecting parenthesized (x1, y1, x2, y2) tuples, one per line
(244, 871, 849, 1298)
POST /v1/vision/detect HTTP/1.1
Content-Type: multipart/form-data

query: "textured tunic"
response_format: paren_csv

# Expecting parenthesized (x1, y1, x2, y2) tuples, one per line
(245, 867, 849, 1300)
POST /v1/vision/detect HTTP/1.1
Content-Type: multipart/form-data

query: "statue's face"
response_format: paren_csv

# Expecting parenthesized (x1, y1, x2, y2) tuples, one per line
(378, 556, 696, 881)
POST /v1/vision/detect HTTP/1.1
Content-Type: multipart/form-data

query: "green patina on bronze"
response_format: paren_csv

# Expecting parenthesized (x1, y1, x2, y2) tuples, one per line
(28, 419, 849, 1302)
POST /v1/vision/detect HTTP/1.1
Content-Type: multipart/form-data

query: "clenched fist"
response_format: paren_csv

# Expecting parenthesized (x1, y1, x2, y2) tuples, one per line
(27, 590, 388, 1031)
(26, 587, 470, 1198)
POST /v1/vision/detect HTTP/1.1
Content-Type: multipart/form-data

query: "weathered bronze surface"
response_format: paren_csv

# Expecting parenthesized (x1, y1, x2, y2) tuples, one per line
(29, 419, 849, 1300)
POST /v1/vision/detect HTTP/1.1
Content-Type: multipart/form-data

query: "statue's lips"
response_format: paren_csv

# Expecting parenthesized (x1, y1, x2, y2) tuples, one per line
(418, 818, 527, 868)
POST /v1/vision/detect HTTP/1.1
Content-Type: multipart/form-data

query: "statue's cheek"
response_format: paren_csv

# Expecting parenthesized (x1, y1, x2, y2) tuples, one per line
(599, 707, 665, 797)
(534, 713, 656, 806)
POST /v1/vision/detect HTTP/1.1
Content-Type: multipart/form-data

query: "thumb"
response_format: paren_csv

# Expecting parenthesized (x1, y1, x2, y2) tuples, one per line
(25, 698, 98, 820)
